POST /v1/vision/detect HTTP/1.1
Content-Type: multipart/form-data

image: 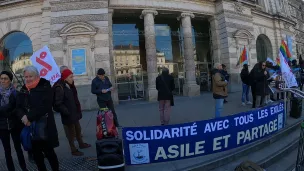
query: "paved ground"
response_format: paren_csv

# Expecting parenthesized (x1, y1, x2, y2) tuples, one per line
(0, 92, 292, 170)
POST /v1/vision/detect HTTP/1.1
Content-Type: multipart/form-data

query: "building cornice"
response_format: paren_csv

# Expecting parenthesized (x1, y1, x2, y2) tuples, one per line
(0, 11, 42, 22)
(252, 10, 297, 26)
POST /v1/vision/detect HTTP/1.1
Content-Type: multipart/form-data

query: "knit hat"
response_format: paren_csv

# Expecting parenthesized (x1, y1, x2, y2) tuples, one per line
(0, 71, 13, 81)
(61, 69, 73, 80)
(97, 68, 105, 75)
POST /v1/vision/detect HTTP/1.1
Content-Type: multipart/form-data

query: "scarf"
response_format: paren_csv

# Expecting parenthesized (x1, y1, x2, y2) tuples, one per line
(26, 78, 40, 91)
(0, 84, 14, 106)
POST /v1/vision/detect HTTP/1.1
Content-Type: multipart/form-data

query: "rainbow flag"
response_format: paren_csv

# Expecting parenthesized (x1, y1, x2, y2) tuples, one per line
(276, 57, 280, 66)
(279, 40, 292, 61)
(236, 46, 247, 66)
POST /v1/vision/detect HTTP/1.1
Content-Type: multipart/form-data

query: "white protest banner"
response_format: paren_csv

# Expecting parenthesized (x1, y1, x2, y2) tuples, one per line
(279, 51, 298, 88)
(30, 46, 60, 83)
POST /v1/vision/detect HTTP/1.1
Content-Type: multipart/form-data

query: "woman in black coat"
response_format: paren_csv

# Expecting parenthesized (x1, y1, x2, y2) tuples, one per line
(253, 62, 270, 108)
(16, 66, 59, 171)
(0, 71, 27, 171)
(156, 67, 175, 125)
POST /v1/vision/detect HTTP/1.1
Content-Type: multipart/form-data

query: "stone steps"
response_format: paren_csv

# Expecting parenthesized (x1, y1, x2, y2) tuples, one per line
(266, 148, 297, 171)
(208, 123, 300, 171)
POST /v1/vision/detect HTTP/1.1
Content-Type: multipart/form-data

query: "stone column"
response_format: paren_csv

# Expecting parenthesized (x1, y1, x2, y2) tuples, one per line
(179, 13, 200, 96)
(140, 10, 158, 101)
(108, 9, 119, 105)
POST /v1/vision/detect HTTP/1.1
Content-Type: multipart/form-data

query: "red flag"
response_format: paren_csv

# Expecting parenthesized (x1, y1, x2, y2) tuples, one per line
(0, 52, 5, 61)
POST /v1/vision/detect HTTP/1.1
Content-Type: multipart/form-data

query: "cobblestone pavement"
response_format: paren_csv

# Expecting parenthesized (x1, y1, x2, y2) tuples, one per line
(0, 92, 260, 170)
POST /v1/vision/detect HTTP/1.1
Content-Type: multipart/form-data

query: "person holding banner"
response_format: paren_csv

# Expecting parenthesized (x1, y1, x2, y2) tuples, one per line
(16, 66, 59, 171)
(0, 71, 28, 171)
(212, 63, 228, 118)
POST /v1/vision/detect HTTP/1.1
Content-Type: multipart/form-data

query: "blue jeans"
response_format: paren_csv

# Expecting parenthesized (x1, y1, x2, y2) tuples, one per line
(242, 84, 250, 103)
(215, 99, 224, 118)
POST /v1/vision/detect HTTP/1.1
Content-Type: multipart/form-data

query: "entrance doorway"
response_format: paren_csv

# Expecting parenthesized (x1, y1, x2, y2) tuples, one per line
(256, 34, 273, 62)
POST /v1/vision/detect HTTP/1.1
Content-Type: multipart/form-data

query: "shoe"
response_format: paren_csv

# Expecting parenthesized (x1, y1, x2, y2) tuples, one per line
(246, 101, 253, 105)
(268, 100, 274, 103)
(79, 143, 91, 149)
(72, 150, 84, 156)
(242, 102, 246, 106)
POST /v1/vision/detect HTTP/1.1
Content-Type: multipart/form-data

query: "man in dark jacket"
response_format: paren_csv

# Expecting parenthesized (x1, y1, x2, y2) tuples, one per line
(91, 68, 119, 127)
(156, 67, 175, 125)
(240, 64, 252, 106)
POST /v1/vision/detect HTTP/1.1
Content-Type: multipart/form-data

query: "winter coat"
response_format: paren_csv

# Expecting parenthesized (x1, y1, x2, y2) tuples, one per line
(254, 69, 270, 96)
(54, 79, 82, 125)
(240, 68, 250, 85)
(221, 70, 230, 82)
(0, 90, 23, 130)
(16, 78, 59, 148)
(91, 76, 113, 105)
(156, 72, 175, 102)
(212, 69, 228, 99)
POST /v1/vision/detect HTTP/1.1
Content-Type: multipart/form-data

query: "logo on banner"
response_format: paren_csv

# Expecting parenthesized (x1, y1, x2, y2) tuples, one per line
(30, 46, 60, 83)
(129, 143, 150, 164)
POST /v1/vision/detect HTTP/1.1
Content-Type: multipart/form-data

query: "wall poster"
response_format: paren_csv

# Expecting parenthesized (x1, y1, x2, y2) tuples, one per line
(71, 48, 86, 75)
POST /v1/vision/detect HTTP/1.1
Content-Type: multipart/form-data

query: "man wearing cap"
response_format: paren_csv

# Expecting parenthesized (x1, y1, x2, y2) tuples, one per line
(91, 68, 120, 127)
(54, 69, 91, 156)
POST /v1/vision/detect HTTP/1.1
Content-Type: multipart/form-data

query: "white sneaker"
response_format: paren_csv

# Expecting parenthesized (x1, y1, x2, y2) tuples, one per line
(268, 100, 274, 103)
(242, 102, 246, 106)
(246, 101, 253, 105)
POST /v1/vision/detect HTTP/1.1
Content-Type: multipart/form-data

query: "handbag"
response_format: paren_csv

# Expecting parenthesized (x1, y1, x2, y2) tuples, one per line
(161, 76, 174, 106)
(20, 126, 32, 151)
(30, 114, 48, 141)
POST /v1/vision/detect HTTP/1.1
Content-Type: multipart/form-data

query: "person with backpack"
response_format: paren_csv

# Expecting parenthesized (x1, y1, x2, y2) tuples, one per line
(54, 69, 91, 156)
(0, 71, 28, 171)
(156, 67, 175, 125)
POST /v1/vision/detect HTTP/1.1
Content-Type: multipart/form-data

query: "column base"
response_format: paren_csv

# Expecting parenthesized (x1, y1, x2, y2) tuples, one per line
(145, 88, 158, 101)
(111, 89, 119, 105)
(183, 84, 200, 97)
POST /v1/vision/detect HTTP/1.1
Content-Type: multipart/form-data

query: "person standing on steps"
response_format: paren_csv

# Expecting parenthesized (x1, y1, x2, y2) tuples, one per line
(0, 71, 28, 171)
(91, 68, 120, 127)
(156, 67, 175, 125)
(240, 64, 252, 106)
(54, 69, 91, 156)
(212, 63, 228, 118)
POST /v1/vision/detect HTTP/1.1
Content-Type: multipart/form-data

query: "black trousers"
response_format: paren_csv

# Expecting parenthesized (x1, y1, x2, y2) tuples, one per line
(0, 128, 27, 171)
(98, 100, 120, 126)
(32, 140, 59, 171)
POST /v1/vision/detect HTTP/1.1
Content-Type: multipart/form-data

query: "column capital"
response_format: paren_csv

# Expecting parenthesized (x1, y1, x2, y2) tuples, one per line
(140, 10, 158, 19)
(177, 12, 195, 21)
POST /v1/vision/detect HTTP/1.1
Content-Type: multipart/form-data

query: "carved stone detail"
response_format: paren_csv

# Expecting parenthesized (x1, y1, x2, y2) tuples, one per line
(51, 14, 108, 24)
(233, 1, 245, 14)
(90, 35, 95, 51)
(62, 36, 67, 54)
(140, 10, 158, 19)
(59, 22, 97, 37)
(51, 2, 108, 12)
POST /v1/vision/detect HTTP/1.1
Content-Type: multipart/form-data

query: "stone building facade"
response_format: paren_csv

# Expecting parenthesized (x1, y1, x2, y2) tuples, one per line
(0, 0, 303, 110)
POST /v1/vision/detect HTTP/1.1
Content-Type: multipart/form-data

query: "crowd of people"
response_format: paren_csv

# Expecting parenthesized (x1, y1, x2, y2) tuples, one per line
(211, 57, 303, 118)
(0, 65, 118, 171)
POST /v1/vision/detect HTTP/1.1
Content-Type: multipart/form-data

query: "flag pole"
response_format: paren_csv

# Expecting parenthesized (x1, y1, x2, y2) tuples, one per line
(3, 60, 24, 86)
